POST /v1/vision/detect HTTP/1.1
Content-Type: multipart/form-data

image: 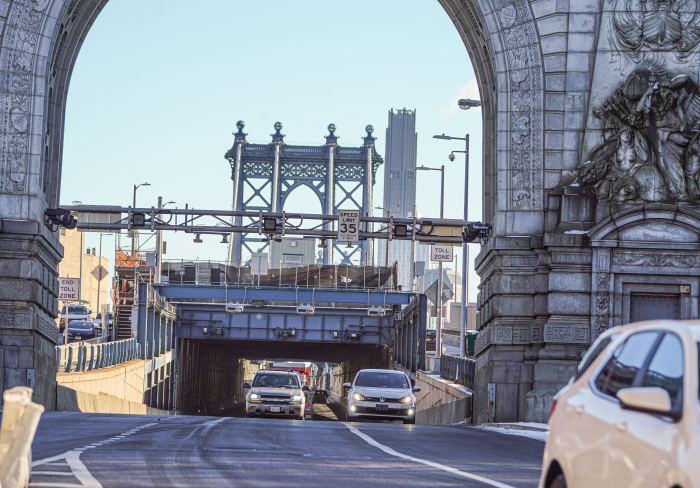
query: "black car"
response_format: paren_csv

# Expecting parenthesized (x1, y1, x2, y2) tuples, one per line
(67, 320, 96, 341)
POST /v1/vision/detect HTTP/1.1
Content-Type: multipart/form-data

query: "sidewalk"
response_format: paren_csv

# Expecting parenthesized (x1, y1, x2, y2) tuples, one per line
(474, 422, 548, 442)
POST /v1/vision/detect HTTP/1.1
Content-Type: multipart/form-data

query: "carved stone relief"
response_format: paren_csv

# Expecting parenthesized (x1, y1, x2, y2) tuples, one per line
(578, 67, 700, 202)
(491, 0, 544, 210)
(609, 0, 700, 67)
(592, 272, 611, 337)
(613, 251, 700, 267)
(0, 0, 49, 194)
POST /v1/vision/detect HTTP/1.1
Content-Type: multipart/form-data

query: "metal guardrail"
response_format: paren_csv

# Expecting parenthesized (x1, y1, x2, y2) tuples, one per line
(55, 338, 140, 373)
(440, 354, 475, 390)
(159, 260, 399, 291)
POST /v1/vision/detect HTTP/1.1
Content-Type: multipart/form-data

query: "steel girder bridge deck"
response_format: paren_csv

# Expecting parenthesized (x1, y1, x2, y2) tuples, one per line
(138, 283, 419, 363)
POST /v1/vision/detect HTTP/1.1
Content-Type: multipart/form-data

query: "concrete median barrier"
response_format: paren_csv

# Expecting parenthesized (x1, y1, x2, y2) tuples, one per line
(0, 387, 44, 488)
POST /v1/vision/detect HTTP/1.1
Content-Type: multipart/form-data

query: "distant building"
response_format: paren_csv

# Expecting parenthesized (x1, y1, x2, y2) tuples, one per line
(57, 228, 110, 318)
(269, 238, 317, 268)
(377, 108, 417, 289)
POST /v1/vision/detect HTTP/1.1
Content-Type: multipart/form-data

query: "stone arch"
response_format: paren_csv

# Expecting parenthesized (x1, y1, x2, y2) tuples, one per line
(0, 0, 567, 420)
(12, 0, 525, 227)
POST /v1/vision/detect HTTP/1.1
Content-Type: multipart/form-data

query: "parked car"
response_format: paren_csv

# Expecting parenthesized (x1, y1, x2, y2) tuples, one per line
(94, 311, 113, 337)
(313, 389, 329, 404)
(540, 320, 700, 488)
(94, 312, 113, 328)
(67, 320, 96, 341)
(344, 369, 420, 424)
(58, 304, 90, 332)
(244, 370, 310, 420)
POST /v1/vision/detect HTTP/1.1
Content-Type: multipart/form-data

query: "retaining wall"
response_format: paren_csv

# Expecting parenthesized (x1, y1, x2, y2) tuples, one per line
(415, 371, 472, 424)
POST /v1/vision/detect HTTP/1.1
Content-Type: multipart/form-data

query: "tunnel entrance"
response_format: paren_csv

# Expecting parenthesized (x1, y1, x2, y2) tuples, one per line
(174, 338, 391, 418)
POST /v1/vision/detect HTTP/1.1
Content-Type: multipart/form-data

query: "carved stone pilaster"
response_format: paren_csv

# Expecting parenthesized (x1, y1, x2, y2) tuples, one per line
(490, 0, 544, 210)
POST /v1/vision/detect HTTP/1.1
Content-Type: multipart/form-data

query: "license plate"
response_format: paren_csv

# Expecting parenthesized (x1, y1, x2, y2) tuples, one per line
(376, 403, 389, 412)
(75, 336, 81, 340)
(270, 406, 281, 413)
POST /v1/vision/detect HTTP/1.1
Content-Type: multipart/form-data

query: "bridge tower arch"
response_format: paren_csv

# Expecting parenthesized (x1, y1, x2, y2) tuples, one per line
(7, 0, 697, 424)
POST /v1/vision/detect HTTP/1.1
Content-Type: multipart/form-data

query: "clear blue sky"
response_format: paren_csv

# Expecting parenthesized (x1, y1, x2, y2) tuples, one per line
(61, 0, 482, 300)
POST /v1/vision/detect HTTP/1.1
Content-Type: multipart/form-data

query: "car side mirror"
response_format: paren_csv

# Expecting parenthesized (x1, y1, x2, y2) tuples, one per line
(343, 382, 352, 390)
(242, 382, 251, 389)
(617, 387, 679, 421)
(302, 385, 310, 392)
(412, 386, 421, 392)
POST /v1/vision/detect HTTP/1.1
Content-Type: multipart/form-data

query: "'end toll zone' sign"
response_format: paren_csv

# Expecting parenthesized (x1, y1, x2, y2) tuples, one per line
(58, 277, 81, 301)
(430, 244, 454, 262)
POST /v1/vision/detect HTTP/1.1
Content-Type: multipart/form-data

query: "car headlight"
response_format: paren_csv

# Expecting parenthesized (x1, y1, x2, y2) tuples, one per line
(291, 394, 303, 402)
(352, 392, 365, 401)
(249, 393, 260, 400)
(400, 395, 413, 404)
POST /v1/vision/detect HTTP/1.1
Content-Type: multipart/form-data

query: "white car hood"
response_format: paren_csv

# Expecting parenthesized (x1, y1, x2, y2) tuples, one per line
(353, 386, 411, 399)
(250, 387, 300, 397)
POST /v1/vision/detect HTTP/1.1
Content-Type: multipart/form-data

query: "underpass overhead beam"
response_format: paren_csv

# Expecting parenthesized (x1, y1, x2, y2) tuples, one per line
(156, 284, 413, 306)
(176, 306, 393, 346)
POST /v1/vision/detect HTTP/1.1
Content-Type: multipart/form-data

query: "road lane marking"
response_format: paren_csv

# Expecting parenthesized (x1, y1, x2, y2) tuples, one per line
(31, 421, 160, 488)
(344, 424, 515, 488)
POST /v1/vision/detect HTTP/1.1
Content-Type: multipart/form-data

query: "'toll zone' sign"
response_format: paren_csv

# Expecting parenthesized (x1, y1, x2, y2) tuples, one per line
(58, 277, 81, 301)
(430, 244, 454, 262)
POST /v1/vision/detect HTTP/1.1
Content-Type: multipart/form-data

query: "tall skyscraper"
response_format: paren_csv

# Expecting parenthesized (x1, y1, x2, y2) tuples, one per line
(379, 109, 418, 290)
(383, 109, 417, 219)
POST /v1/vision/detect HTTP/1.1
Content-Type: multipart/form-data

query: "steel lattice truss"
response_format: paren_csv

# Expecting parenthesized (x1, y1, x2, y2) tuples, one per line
(225, 121, 382, 266)
(46, 205, 490, 246)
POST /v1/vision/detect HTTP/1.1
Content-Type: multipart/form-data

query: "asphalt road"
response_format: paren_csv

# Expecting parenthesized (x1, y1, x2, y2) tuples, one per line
(30, 412, 544, 488)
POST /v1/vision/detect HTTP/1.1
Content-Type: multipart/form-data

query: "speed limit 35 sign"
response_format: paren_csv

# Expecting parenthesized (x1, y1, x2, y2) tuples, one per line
(337, 210, 360, 243)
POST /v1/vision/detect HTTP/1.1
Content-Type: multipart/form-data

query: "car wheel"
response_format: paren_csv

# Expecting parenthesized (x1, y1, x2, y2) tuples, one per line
(549, 473, 567, 488)
(403, 418, 415, 425)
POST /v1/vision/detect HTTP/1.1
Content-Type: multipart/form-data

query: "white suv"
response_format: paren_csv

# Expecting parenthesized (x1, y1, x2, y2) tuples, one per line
(540, 320, 700, 488)
(344, 369, 420, 424)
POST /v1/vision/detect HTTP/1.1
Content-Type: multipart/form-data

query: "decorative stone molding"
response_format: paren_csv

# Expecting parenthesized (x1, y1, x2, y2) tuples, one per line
(0, 305, 32, 330)
(0, 0, 50, 194)
(613, 252, 700, 267)
(490, 0, 544, 210)
(544, 325, 589, 343)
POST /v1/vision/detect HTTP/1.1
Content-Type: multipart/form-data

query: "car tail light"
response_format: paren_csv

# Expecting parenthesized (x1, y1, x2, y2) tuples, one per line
(547, 398, 558, 421)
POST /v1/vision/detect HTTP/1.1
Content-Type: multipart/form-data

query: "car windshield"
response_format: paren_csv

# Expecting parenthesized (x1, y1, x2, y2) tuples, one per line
(253, 373, 300, 389)
(69, 321, 92, 328)
(355, 371, 409, 389)
(67, 305, 88, 314)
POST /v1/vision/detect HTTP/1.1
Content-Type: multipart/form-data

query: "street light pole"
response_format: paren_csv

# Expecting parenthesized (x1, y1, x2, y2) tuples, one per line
(437, 164, 445, 357)
(72, 201, 83, 306)
(131, 182, 150, 257)
(461, 135, 469, 359)
(433, 99, 479, 359)
(415, 164, 446, 356)
(374, 206, 391, 268)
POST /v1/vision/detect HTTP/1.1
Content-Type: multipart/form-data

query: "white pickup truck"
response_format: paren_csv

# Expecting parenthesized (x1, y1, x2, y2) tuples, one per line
(58, 304, 90, 332)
